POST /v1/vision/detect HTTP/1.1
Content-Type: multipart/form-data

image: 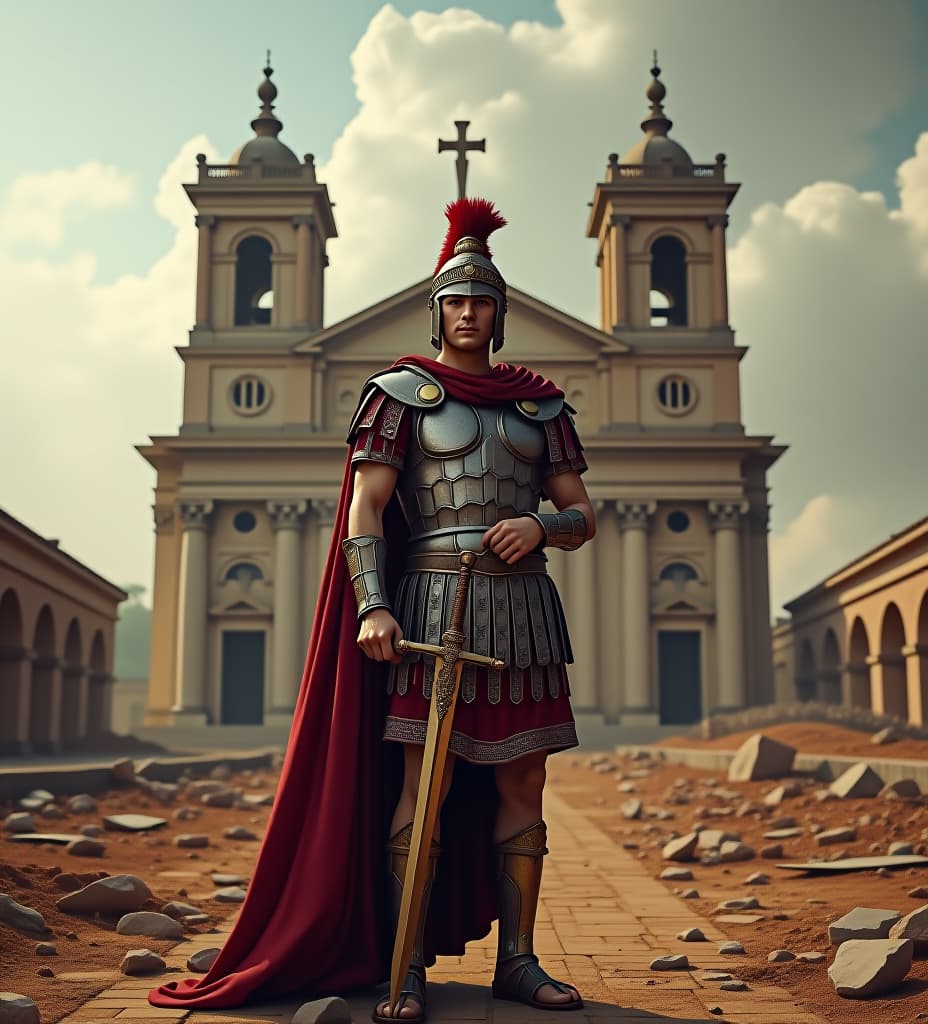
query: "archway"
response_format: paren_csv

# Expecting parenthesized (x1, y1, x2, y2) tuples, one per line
(796, 637, 816, 701)
(60, 619, 85, 745)
(29, 605, 57, 751)
(821, 628, 841, 704)
(913, 590, 928, 725)
(847, 617, 871, 708)
(87, 631, 108, 734)
(0, 589, 26, 752)
(879, 603, 908, 720)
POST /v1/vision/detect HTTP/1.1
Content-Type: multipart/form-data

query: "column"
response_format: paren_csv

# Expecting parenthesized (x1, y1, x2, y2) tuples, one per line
(194, 215, 216, 327)
(313, 499, 340, 609)
(59, 663, 89, 744)
(0, 646, 31, 754)
(616, 501, 655, 718)
(567, 534, 598, 710)
(902, 644, 928, 726)
(87, 671, 114, 734)
(609, 214, 631, 329)
(595, 501, 623, 722)
(709, 500, 748, 710)
(172, 501, 213, 724)
(30, 654, 63, 754)
(708, 214, 730, 327)
(293, 215, 313, 327)
(841, 659, 872, 709)
(267, 500, 308, 722)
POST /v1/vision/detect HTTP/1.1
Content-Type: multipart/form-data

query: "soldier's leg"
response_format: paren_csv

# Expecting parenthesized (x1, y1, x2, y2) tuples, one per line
(375, 743, 456, 1022)
(492, 751, 582, 1010)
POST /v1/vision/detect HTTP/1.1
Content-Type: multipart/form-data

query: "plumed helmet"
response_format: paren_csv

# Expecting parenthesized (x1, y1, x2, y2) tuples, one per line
(429, 198, 508, 352)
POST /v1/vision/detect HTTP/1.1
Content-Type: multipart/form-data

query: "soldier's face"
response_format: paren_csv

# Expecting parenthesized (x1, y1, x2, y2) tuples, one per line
(441, 295, 496, 350)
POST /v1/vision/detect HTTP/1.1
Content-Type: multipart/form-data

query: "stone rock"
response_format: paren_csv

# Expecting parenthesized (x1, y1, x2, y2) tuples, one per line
(677, 927, 706, 941)
(4, 812, 36, 833)
(888, 904, 928, 950)
(214, 886, 247, 903)
(871, 726, 900, 745)
(0, 993, 40, 1024)
(745, 872, 770, 885)
(828, 938, 913, 998)
(110, 758, 136, 783)
(0, 894, 53, 938)
(52, 872, 81, 892)
(763, 827, 802, 840)
(67, 794, 97, 814)
(720, 980, 748, 991)
(103, 814, 167, 832)
(909, 886, 928, 898)
(815, 827, 857, 847)
(223, 825, 258, 841)
(593, 761, 616, 774)
(182, 913, 210, 925)
(34, 942, 56, 956)
(715, 898, 759, 911)
(701, 972, 732, 981)
(41, 805, 64, 820)
(116, 912, 184, 939)
(620, 798, 643, 819)
(829, 762, 885, 799)
(814, 789, 839, 802)
(727, 734, 796, 782)
(763, 782, 801, 806)
(175, 834, 209, 848)
(768, 948, 795, 962)
(735, 800, 760, 817)
(173, 807, 200, 821)
(719, 941, 746, 954)
(240, 792, 274, 808)
(80, 824, 104, 838)
(187, 948, 221, 973)
(697, 829, 739, 850)
(120, 948, 166, 975)
(616, 781, 637, 793)
(292, 996, 353, 1024)
(35, 967, 54, 978)
(770, 815, 797, 829)
(57, 874, 152, 915)
(66, 838, 105, 857)
(201, 789, 239, 808)
(649, 954, 689, 970)
(761, 843, 784, 859)
(660, 867, 694, 881)
(679, 888, 699, 899)
(880, 778, 921, 799)
(719, 841, 755, 862)
(186, 780, 227, 797)
(828, 907, 902, 946)
(661, 832, 698, 862)
(211, 873, 247, 886)
(209, 764, 232, 780)
(796, 951, 826, 963)
(889, 841, 915, 856)
(161, 901, 202, 919)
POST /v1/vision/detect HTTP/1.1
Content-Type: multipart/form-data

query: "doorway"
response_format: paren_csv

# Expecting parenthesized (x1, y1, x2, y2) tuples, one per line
(220, 631, 265, 725)
(658, 630, 702, 725)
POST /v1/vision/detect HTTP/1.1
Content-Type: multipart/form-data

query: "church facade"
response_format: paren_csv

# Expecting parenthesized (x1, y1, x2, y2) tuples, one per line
(140, 62, 784, 731)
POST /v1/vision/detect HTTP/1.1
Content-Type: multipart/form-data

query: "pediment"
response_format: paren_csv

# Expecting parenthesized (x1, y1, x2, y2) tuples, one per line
(294, 278, 628, 363)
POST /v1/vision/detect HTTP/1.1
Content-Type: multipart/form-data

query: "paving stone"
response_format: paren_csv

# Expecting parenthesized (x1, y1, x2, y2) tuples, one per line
(828, 937, 913, 998)
(701, 971, 733, 981)
(116, 912, 184, 939)
(649, 954, 689, 970)
(727, 733, 796, 781)
(0, 894, 53, 938)
(292, 996, 352, 1023)
(0, 993, 40, 1024)
(58, 875, 153, 915)
(120, 948, 166, 975)
(829, 907, 902, 945)
(829, 762, 885, 799)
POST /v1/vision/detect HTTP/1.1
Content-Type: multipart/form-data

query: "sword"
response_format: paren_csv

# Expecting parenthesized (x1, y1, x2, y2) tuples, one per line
(388, 550, 505, 1013)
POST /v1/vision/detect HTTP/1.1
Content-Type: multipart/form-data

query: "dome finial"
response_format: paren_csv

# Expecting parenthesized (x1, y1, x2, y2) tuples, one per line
(251, 55, 283, 139)
(641, 52, 671, 137)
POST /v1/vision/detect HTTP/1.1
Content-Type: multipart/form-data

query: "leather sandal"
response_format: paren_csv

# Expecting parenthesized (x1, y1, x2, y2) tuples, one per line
(371, 964, 427, 1022)
(492, 952, 583, 1011)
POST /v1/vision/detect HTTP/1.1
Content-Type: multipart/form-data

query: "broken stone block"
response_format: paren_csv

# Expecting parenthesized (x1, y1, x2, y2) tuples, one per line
(103, 814, 167, 832)
(661, 833, 698, 862)
(679, 888, 699, 899)
(720, 980, 748, 991)
(116, 912, 184, 939)
(185, 780, 227, 798)
(697, 829, 740, 850)
(889, 904, 928, 951)
(763, 782, 802, 806)
(829, 762, 885, 799)
(727, 733, 796, 782)
(187, 947, 221, 973)
(292, 996, 353, 1024)
(828, 938, 913, 998)
(0, 993, 40, 1024)
(828, 907, 902, 946)
(175, 834, 209, 848)
(815, 826, 857, 847)
(649, 954, 689, 970)
(120, 948, 166, 975)
(719, 840, 755, 862)
(201, 789, 240, 808)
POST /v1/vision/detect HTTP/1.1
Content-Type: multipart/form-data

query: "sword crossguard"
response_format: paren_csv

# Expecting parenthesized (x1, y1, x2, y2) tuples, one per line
(395, 638, 505, 671)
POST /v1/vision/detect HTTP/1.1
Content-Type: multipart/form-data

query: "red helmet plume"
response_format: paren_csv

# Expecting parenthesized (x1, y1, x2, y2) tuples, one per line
(433, 197, 507, 275)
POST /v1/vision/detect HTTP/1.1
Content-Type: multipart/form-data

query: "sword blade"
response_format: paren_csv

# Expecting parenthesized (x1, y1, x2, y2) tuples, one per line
(389, 655, 464, 1010)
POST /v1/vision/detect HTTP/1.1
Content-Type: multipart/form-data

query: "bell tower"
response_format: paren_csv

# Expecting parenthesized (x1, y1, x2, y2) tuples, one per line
(587, 59, 738, 346)
(185, 61, 337, 341)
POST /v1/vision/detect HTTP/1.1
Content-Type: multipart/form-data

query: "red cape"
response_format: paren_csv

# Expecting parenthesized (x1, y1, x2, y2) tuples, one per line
(149, 358, 563, 1008)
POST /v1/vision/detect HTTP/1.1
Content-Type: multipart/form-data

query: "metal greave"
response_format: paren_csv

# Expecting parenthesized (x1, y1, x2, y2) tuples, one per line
(495, 820, 548, 963)
(388, 823, 440, 969)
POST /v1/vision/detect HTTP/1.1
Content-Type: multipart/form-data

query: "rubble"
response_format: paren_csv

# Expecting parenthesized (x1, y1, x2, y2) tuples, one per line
(829, 762, 885, 799)
(828, 907, 901, 945)
(727, 733, 796, 781)
(828, 938, 913, 998)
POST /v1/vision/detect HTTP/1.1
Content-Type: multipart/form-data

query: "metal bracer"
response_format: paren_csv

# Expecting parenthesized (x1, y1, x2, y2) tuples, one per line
(341, 534, 391, 619)
(521, 508, 589, 551)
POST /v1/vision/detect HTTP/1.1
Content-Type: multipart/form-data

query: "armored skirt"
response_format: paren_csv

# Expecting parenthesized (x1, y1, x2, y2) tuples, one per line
(349, 368, 587, 765)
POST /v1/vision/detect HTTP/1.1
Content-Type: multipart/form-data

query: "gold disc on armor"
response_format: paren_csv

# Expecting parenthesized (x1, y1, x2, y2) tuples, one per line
(518, 400, 539, 416)
(417, 383, 441, 404)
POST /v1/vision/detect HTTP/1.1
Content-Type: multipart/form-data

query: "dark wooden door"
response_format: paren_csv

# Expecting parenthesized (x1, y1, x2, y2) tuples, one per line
(221, 631, 265, 725)
(658, 630, 702, 725)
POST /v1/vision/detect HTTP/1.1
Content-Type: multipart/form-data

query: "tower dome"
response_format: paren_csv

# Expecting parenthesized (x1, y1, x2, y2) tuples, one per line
(621, 59, 693, 167)
(230, 61, 299, 166)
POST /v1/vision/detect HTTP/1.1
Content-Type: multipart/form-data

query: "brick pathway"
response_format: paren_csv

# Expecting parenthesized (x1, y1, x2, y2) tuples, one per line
(59, 789, 828, 1024)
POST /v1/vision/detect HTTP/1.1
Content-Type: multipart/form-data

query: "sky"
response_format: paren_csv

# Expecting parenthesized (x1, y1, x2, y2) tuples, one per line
(1, 0, 926, 618)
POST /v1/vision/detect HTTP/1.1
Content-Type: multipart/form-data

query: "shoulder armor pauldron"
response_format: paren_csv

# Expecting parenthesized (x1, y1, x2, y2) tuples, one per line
(346, 365, 446, 441)
(513, 394, 565, 422)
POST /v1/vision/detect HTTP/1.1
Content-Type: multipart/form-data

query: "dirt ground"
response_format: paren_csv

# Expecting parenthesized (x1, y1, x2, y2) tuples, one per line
(1, 723, 927, 1023)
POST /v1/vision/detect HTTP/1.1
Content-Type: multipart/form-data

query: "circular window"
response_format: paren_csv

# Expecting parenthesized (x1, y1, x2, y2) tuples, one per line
(667, 510, 690, 533)
(233, 510, 257, 533)
(230, 375, 272, 416)
(655, 374, 697, 416)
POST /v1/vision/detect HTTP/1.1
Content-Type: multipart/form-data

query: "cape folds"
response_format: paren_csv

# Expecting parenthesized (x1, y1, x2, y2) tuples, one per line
(432, 197, 507, 274)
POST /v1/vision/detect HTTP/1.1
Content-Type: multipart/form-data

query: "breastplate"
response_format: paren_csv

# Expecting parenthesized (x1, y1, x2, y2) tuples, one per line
(395, 399, 547, 550)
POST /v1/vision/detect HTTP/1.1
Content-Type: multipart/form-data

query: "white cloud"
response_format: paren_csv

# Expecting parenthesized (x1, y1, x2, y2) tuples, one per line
(0, 161, 134, 247)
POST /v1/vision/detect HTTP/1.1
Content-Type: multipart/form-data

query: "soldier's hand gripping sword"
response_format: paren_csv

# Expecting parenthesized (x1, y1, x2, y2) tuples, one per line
(388, 549, 505, 1014)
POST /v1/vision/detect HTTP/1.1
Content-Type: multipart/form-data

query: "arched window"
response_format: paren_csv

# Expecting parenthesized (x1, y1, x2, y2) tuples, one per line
(659, 562, 699, 586)
(224, 563, 264, 586)
(234, 237, 273, 326)
(649, 236, 688, 326)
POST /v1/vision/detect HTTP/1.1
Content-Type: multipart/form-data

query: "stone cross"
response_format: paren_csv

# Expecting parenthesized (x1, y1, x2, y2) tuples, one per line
(438, 120, 486, 199)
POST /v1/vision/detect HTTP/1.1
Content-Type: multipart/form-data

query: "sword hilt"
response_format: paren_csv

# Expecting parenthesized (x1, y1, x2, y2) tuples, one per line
(448, 550, 477, 633)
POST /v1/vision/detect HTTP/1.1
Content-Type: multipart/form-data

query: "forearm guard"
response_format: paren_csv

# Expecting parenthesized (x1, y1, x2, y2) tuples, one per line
(522, 509, 589, 551)
(341, 535, 392, 619)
